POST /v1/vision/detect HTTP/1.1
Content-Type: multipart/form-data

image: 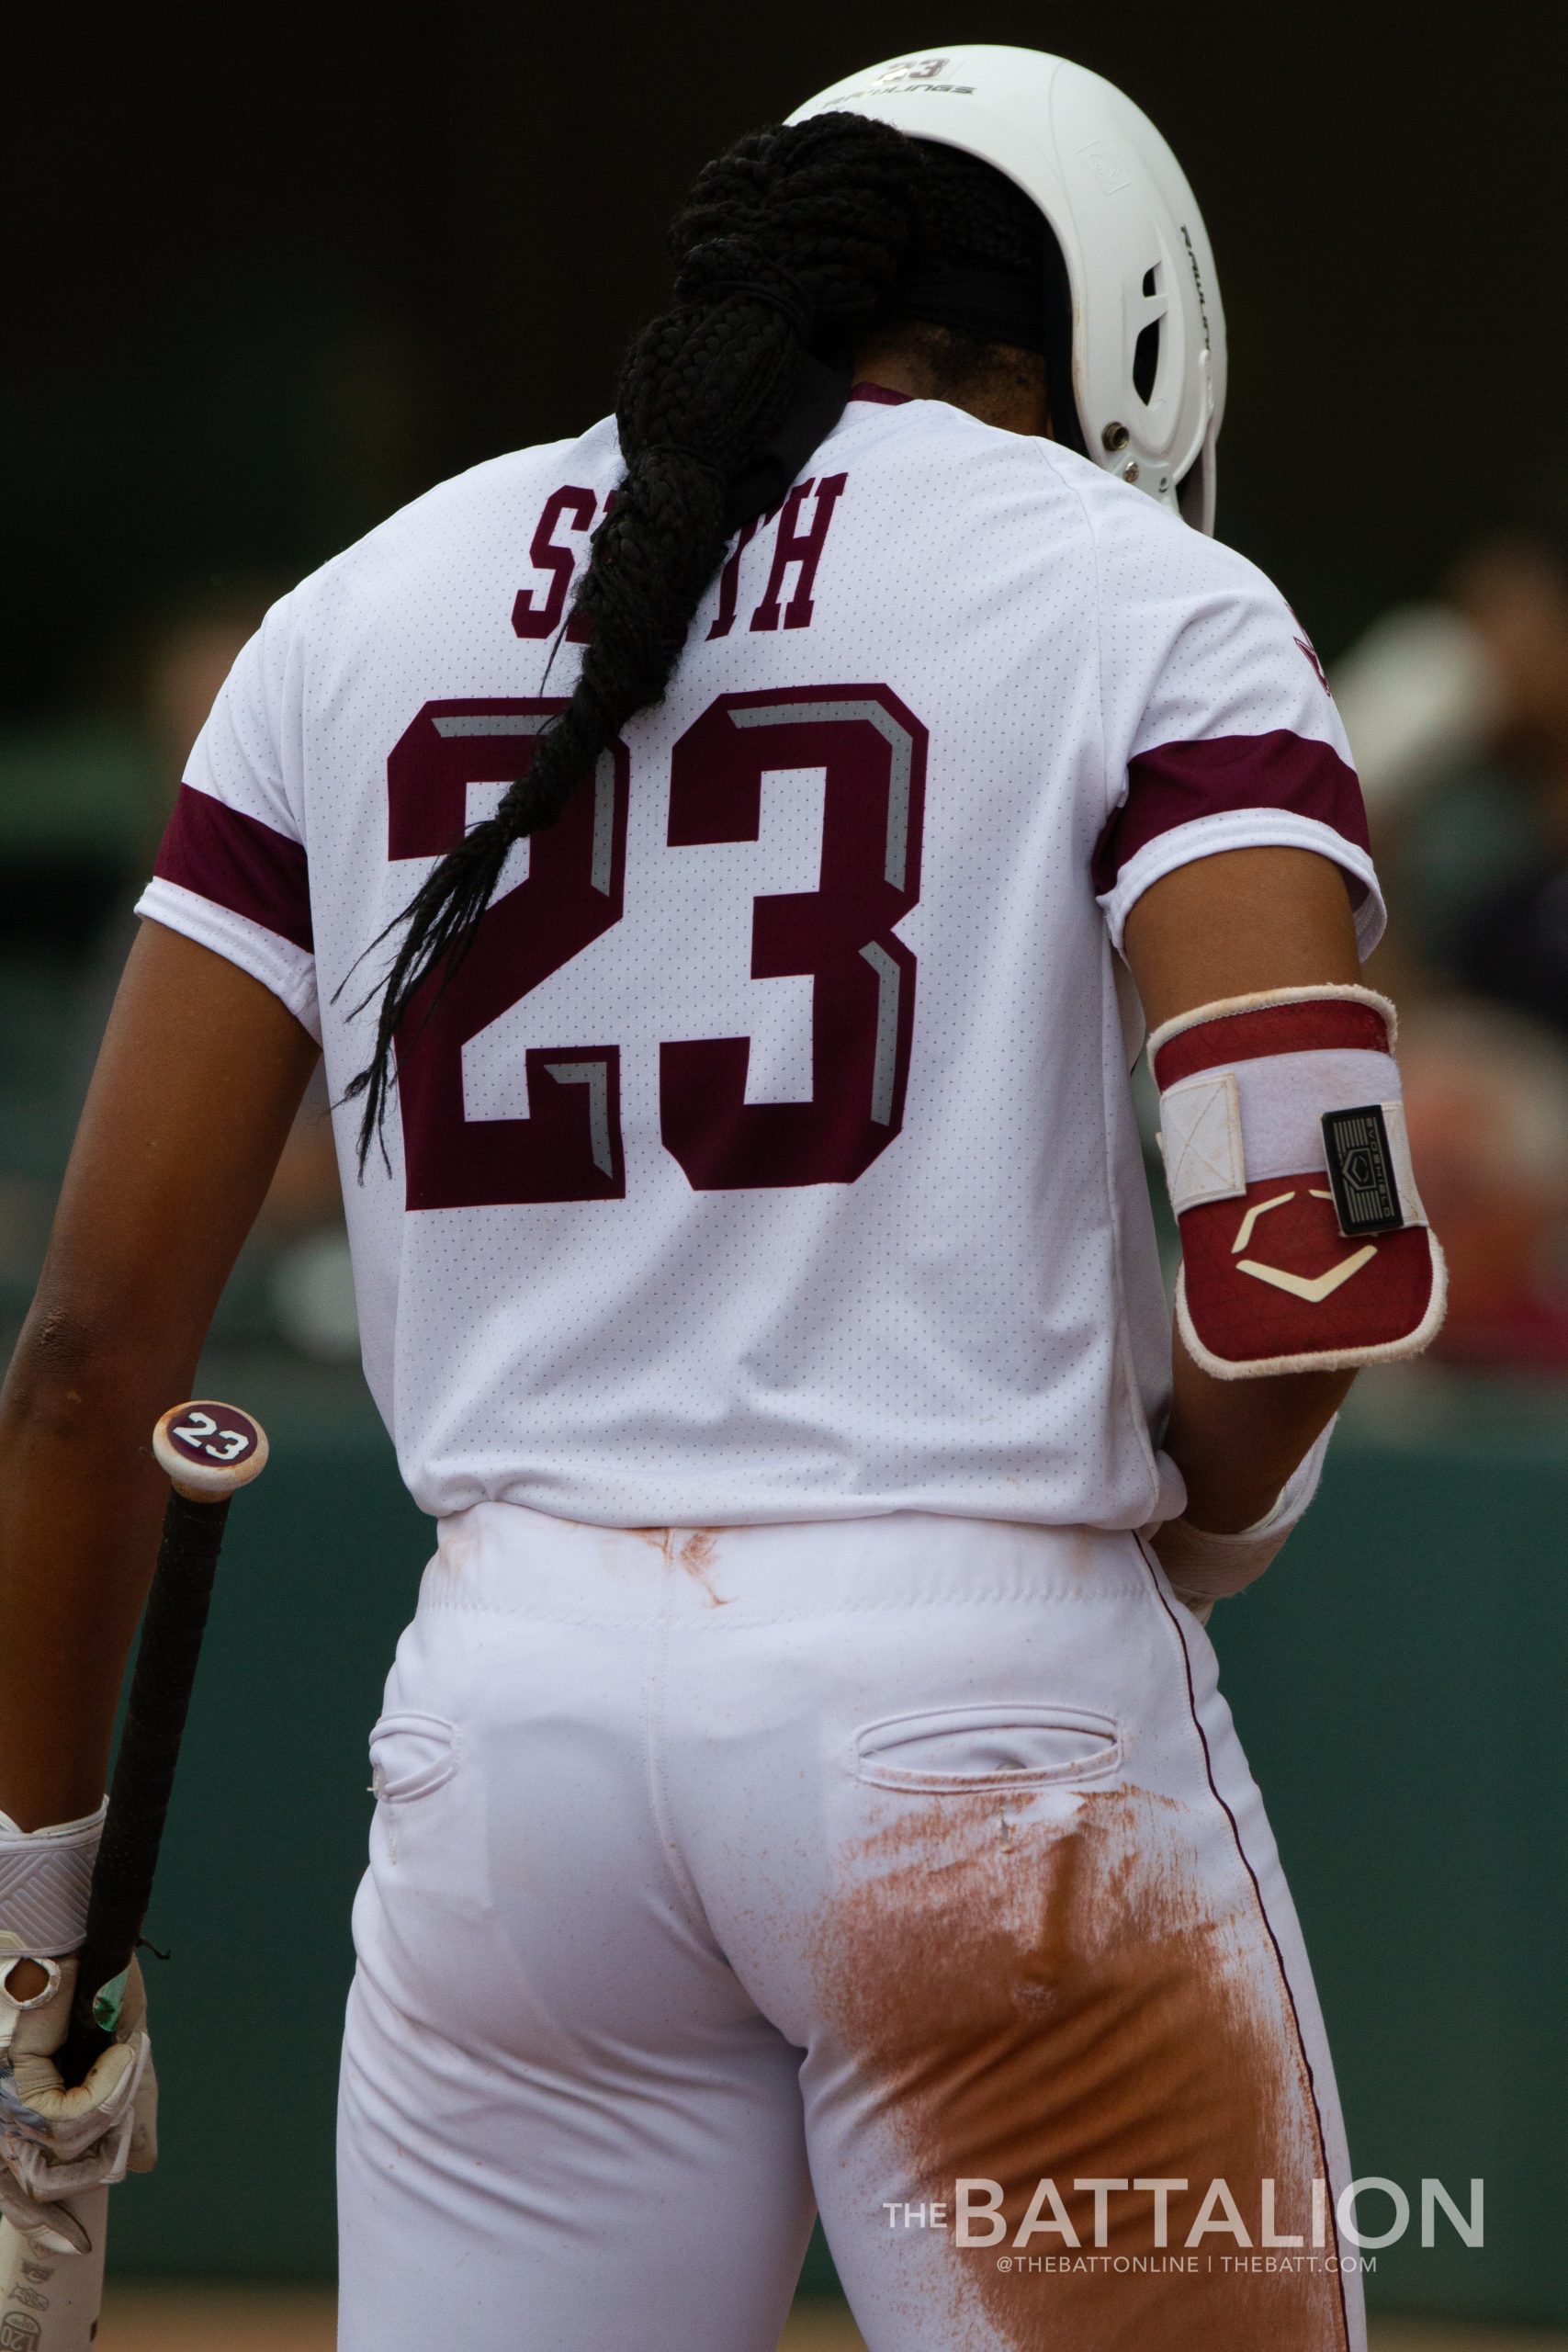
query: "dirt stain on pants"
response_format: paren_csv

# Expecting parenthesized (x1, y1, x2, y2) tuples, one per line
(630, 1526, 729, 1606)
(809, 1783, 1349, 2351)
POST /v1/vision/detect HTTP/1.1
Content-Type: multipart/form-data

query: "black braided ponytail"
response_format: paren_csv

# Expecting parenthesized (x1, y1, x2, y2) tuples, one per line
(344, 110, 928, 1168)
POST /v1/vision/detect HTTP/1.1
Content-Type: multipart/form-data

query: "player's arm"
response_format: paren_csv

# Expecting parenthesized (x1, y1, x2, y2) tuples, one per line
(1123, 844, 1358, 1533)
(0, 920, 320, 1833)
(1123, 844, 1441, 1591)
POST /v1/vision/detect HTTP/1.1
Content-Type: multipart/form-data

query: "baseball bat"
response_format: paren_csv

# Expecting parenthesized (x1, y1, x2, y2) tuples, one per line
(0, 1400, 268, 2351)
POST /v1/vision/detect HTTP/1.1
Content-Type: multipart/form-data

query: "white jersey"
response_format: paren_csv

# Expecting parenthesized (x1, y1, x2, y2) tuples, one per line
(137, 387, 1381, 1529)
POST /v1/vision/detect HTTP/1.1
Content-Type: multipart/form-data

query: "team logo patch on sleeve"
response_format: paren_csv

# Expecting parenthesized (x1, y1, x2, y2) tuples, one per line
(1322, 1105, 1404, 1238)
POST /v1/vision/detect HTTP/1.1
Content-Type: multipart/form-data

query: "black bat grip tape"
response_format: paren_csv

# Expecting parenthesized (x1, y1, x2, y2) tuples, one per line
(62, 1487, 231, 2078)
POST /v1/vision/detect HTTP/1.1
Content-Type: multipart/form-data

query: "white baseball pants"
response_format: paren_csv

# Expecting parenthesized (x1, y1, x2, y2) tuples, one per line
(337, 1505, 1365, 2352)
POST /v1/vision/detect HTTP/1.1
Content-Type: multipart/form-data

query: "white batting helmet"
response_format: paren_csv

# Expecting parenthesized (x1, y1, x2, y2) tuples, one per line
(787, 46, 1226, 532)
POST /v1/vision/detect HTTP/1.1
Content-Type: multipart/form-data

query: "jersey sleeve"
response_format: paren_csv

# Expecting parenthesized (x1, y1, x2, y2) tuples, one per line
(133, 597, 320, 1039)
(1089, 516, 1383, 959)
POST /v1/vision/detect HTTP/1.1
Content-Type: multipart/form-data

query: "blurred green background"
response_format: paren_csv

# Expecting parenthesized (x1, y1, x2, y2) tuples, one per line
(6, 0, 1568, 2327)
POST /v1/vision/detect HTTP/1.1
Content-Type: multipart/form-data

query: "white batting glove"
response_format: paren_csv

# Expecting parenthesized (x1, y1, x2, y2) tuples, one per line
(0, 1805, 158, 2255)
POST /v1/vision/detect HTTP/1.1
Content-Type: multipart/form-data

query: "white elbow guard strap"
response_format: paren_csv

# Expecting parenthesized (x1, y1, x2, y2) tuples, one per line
(0, 1804, 106, 1962)
(1151, 985, 1446, 1377)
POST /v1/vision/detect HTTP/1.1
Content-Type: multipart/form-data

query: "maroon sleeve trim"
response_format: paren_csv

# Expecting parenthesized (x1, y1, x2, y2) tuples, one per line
(847, 381, 912, 406)
(1091, 730, 1370, 896)
(153, 784, 313, 954)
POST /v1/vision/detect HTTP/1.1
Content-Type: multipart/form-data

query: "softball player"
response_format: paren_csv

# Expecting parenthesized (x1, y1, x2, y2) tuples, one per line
(0, 46, 1442, 2351)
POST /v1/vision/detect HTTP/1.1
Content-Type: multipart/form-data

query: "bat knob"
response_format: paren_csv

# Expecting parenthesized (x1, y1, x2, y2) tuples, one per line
(152, 1401, 270, 1501)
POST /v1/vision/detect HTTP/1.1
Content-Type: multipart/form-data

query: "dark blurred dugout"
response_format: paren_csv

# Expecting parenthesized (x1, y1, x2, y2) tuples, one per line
(5, 0, 1562, 1331)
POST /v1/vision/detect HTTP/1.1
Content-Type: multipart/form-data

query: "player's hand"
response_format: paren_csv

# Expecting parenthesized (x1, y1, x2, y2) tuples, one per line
(1150, 1415, 1339, 1621)
(0, 1953, 157, 2250)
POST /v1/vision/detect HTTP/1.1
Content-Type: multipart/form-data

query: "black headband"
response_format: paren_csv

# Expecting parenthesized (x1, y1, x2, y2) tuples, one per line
(651, 257, 1061, 540)
(893, 262, 1055, 356)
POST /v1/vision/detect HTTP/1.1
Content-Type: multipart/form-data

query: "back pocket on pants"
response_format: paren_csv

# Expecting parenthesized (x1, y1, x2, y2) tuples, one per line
(854, 1703, 1122, 1792)
(369, 1710, 458, 1804)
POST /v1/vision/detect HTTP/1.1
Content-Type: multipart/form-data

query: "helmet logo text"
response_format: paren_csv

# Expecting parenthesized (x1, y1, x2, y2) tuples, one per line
(869, 57, 949, 90)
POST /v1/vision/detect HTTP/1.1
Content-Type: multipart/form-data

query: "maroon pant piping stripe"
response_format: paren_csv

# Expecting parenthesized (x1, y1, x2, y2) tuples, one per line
(1137, 1537, 1353, 2352)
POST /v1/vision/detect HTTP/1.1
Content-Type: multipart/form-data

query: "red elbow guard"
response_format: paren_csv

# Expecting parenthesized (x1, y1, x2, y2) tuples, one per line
(1150, 986, 1446, 1377)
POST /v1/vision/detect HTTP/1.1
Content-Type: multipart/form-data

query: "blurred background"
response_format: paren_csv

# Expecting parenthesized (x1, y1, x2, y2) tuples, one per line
(6, 0, 1567, 2341)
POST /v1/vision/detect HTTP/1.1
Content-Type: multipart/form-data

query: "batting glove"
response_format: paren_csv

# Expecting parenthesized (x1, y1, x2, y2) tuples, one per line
(0, 1806, 157, 2254)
